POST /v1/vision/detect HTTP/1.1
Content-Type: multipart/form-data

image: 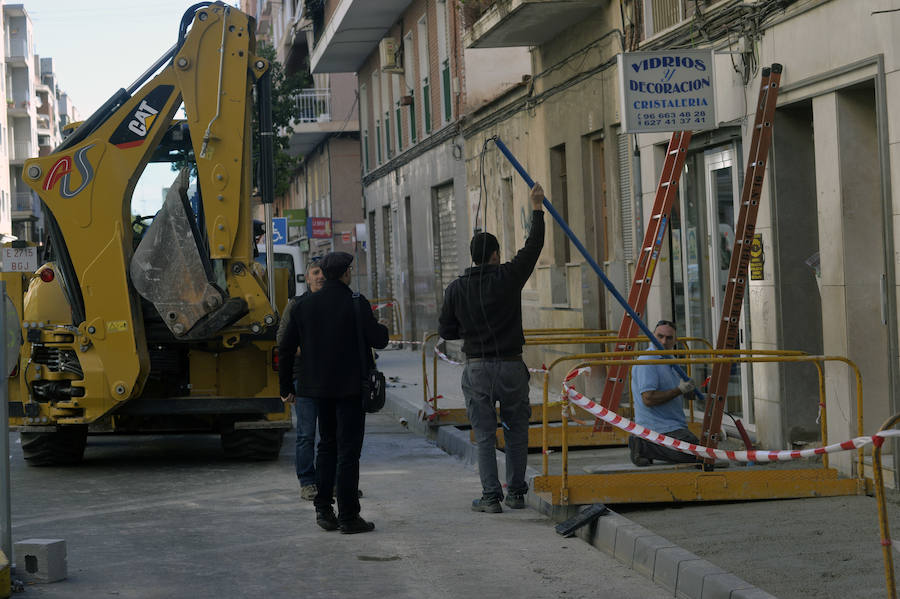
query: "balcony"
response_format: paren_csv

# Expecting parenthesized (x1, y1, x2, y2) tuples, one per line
(464, 0, 603, 48)
(10, 140, 32, 163)
(12, 192, 36, 217)
(309, 0, 414, 73)
(288, 81, 359, 157)
(297, 88, 332, 123)
(5, 38, 29, 67)
(7, 97, 31, 117)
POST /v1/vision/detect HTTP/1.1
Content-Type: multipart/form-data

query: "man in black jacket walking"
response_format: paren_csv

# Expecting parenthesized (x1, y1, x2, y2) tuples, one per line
(438, 183, 545, 513)
(279, 251, 389, 534)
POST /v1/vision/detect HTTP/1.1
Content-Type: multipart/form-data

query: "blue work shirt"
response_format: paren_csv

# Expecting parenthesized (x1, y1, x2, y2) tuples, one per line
(630, 354, 687, 433)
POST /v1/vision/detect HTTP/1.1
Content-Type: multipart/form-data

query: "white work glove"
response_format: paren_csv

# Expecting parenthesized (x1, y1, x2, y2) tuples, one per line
(677, 378, 696, 395)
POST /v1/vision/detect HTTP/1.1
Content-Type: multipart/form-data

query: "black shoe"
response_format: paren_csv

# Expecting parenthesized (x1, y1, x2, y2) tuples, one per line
(628, 436, 652, 467)
(316, 507, 339, 531)
(471, 497, 502, 513)
(504, 493, 526, 509)
(339, 517, 375, 534)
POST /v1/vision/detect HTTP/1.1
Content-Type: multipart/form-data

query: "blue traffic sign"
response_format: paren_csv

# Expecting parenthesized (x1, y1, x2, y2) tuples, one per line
(272, 217, 287, 245)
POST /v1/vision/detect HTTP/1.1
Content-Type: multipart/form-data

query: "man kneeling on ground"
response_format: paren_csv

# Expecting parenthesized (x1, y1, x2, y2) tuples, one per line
(629, 319, 700, 467)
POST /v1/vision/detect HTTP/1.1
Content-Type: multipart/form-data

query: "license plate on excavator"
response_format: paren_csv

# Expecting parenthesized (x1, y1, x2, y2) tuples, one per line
(1, 246, 37, 273)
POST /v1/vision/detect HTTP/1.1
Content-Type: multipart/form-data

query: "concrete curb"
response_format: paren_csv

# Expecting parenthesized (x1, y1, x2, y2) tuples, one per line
(384, 389, 777, 599)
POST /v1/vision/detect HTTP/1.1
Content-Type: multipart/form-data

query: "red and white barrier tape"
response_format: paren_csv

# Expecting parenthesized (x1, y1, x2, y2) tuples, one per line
(431, 344, 547, 373)
(561, 381, 900, 462)
(433, 346, 464, 366)
(371, 302, 395, 311)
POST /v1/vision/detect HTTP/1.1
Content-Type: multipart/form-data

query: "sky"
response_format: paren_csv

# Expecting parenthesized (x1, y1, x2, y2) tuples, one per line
(22, 0, 243, 216)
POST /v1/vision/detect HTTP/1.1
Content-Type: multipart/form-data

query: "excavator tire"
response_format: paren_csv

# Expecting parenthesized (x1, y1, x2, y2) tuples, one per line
(20, 426, 88, 466)
(220, 428, 284, 461)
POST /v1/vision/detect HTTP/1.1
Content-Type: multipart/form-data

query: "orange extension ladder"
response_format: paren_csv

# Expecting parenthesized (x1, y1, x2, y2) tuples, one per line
(597, 130, 692, 419)
(701, 64, 783, 454)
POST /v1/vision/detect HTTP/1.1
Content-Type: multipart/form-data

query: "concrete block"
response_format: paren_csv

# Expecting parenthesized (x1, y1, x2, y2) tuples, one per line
(13, 539, 66, 584)
(613, 523, 653, 566)
(676, 559, 725, 599)
(586, 511, 631, 555)
(730, 588, 778, 599)
(699, 573, 755, 599)
(653, 547, 701, 594)
(632, 534, 677, 578)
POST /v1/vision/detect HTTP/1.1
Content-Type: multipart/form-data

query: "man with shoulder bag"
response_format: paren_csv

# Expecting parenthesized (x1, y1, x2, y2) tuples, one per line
(279, 251, 389, 534)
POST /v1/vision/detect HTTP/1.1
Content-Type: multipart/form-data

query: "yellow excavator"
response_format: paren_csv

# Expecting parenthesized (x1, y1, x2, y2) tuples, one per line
(2, 2, 293, 464)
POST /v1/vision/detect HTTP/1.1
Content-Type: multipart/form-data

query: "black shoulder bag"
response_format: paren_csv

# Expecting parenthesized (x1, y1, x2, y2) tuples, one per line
(352, 293, 386, 414)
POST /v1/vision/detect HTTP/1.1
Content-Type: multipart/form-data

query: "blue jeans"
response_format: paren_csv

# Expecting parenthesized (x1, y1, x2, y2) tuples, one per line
(295, 395, 318, 486)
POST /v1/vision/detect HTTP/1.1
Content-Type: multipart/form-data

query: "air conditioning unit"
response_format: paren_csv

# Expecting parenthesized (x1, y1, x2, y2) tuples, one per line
(379, 37, 404, 74)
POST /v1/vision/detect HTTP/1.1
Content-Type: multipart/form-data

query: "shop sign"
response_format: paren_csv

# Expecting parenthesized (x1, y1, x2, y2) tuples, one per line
(618, 49, 717, 133)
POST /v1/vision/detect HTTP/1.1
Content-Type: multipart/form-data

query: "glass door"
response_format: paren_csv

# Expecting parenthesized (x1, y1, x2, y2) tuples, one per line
(704, 147, 753, 423)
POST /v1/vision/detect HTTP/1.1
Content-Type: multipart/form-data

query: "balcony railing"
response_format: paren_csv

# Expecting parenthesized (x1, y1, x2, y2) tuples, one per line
(6, 38, 28, 59)
(11, 140, 32, 160)
(12, 192, 33, 212)
(295, 88, 331, 123)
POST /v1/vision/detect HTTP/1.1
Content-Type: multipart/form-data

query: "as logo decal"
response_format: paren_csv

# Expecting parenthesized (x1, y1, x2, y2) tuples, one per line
(42, 144, 96, 198)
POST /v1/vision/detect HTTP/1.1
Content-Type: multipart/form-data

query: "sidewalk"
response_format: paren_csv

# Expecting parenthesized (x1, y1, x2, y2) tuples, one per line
(7, 378, 668, 598)
(378, 346, 900, 599)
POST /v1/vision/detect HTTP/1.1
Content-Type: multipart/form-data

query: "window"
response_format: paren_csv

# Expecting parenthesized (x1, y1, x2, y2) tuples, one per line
(360, 83, 370, 171)
(643, 0, 713, 36)
(372, 71, 382, 165)
(417, 16, 431, 135)
(404, 31, 417, 144)
(392, 73, 403, 153)
(381, 67, 392, 159)
(436, 0, 452, 124)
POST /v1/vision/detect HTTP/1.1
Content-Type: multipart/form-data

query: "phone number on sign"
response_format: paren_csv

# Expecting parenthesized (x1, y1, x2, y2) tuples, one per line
(635, 110, 707, 128)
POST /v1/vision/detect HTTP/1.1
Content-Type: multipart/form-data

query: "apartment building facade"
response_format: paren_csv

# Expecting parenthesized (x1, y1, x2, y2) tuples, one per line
(247, 0, 365, 296)
(309, 0, 530, 343)
(464, 0, 900, 482)
(5, 4, 69, 244)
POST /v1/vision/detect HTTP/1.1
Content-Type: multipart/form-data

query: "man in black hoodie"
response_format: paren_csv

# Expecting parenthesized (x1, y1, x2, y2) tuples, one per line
(279, 251, 388, 534)
(438, 183, 545, 513)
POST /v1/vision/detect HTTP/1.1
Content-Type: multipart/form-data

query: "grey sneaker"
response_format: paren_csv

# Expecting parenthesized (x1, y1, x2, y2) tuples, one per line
(471, 497, 502, 513)
(504, 493, 526, 509)
(300, 484, 317, 501)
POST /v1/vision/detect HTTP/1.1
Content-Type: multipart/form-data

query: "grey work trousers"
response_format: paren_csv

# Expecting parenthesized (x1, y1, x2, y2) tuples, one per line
(461, 359, 531, 499)
(629, 427, 700, 464)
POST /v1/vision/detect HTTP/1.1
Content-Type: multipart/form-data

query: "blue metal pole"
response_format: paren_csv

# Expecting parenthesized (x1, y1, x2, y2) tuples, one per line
(493, 136, 699, 391)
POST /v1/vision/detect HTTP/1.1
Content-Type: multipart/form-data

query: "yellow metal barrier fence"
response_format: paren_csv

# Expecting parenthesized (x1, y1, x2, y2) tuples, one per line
(538, 351, 865, 505)
(872, 413, 900, 599)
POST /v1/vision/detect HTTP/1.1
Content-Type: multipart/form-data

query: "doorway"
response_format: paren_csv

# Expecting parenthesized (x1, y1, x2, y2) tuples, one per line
(674, 143, 754, 423)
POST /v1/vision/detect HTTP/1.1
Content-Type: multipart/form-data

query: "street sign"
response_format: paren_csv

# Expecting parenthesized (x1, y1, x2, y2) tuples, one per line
(618, 49, 716, 133)
(309, 217, 332, 239)
(284, 208, 306, 227)
(272, 217, 288, 245)
(341, 231, 352, 244)
(1, 246, 37, 273)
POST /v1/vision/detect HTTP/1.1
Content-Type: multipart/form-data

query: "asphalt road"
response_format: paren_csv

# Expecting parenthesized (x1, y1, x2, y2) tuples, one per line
(7, 412, 668, 598)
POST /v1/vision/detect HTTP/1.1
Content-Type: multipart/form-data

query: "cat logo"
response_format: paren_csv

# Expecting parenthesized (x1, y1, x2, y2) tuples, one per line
(109, 84, 173, 149)
(127, 100, 159, 137)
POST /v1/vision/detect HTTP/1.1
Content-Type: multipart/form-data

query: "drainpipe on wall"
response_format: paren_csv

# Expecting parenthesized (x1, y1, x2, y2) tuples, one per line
(631, 135, 643, 249)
